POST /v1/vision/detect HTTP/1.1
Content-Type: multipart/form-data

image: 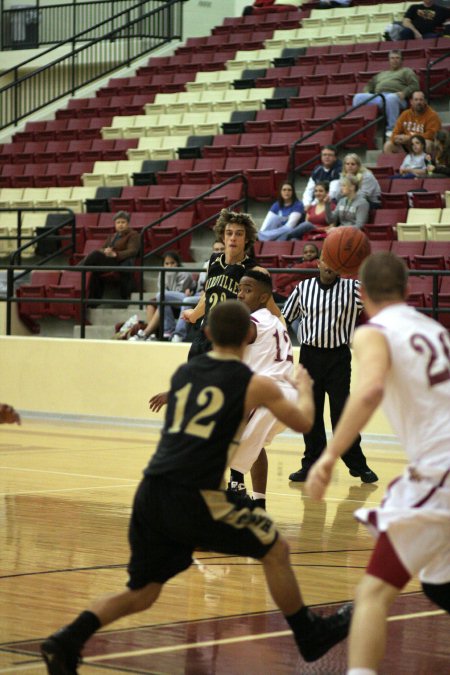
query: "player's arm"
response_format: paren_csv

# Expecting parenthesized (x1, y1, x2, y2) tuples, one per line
(246, 366, 314, 434)
(0, 404, 21, 425)
(181, 292, 205, 324)
(247, 319, 257, 345)
(306, 327, 390, 501)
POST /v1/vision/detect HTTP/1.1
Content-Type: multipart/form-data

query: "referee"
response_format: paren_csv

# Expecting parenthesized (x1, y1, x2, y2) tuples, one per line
(282, 257, 378, 484)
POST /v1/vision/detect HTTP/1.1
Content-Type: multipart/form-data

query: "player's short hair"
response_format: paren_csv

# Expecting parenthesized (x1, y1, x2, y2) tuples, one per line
(242, 269, 273, 292)
(360, 252, 408, 302)
(214, 209, 257, 250)
(208, 300, 250, 347)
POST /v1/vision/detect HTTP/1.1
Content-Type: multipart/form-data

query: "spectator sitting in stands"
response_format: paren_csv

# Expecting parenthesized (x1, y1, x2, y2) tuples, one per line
(130, 250, 194, 342)
(302, 145, 342, 209)
(393, 134, 428, 178)
(335, 154, 381, 207)
(325, 176, 370, 230)
(399, 0, 450, 40)
(426, 129, 450, 176)
(318, 0, 351, 7)
(275, 243, 320, 300)
(384, 91, 441, 154)
(257, 182, 304, 241)
(81, 210, 140, 304)
(352, 51, 419, 136)
(243, 0, 302, 15)
(282, 181, 335, 241)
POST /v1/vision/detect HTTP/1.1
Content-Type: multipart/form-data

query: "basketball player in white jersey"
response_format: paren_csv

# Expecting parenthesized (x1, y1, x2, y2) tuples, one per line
(229, 269, 298, 507)
(306, 252, 450, 675)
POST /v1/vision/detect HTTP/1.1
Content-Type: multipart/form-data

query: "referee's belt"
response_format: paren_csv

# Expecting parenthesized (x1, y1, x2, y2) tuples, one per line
(301, 343, 349, 351)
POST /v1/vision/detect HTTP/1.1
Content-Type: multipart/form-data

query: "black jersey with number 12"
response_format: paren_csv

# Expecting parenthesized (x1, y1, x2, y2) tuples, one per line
(146, 353, 253, 489)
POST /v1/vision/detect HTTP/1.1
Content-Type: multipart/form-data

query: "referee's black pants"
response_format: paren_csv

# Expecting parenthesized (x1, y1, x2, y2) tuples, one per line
(299, 344, 369, 473)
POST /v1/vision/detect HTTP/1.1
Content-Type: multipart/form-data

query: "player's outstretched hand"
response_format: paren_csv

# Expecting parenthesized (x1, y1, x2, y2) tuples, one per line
(0, 404, 21, 425)
(149, 391, 168, 413)
(305, 453, 335, 501)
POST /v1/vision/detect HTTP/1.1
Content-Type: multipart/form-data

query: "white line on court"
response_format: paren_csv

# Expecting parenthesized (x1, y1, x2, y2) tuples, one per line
(0, 484, 134, 498)
(0, 609, 443, 672)
(84, 609, 446, 664)
(0, 466, 137, 482)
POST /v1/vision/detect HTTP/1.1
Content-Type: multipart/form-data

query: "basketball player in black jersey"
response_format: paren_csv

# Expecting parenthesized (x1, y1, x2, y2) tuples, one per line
(41, 301, 351, 675)
(182, 208, 260, 358)
(149, 209, 281, 411)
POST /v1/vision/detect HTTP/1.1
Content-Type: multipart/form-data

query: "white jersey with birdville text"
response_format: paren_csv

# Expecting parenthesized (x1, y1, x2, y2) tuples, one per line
(367, 303, 450, 470)
(244, 308, 294, 382)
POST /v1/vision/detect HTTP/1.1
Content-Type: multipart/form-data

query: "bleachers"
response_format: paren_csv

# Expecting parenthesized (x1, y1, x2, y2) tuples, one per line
(4, 0, 450, 333)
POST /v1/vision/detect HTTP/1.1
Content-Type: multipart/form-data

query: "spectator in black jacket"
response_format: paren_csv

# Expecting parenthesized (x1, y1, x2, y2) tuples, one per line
(301, 146, 342, 209)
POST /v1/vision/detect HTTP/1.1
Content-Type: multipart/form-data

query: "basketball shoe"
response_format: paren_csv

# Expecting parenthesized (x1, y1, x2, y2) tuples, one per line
(41, 633, 80, 674)
(295, 603, 353, 662)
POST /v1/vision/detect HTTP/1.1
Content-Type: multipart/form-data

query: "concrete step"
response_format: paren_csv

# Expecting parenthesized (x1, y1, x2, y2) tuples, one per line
(88, 307, 134, 325)
(73, 325, 115, 340)
(366, 149, 383, 165)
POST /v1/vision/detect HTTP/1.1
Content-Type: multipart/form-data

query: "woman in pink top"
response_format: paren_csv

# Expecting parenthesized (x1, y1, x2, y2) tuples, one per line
(286, 181, 335, 240)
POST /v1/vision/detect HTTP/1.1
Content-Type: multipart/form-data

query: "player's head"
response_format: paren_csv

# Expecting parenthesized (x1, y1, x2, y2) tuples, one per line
(360, 252, 408, 303)
(214, 209, 257, 253)
(207, 300, 251, 348)
(238, 270, 273, 313)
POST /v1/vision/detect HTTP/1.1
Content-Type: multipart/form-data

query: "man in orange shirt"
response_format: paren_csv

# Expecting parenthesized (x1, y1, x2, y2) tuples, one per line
(384, 90, 441, 153)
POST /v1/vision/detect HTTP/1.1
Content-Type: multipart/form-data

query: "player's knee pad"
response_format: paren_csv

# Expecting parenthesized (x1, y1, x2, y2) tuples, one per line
(422, 581, 450, 613)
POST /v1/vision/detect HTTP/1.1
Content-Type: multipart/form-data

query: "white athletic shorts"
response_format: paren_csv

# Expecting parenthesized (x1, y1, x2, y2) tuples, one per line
(232, 382, 298, 474)
(355, 466, 450, 585)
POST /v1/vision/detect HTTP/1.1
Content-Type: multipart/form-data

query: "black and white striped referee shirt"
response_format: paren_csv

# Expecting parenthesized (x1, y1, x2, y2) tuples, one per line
(282, 277, 363, 348)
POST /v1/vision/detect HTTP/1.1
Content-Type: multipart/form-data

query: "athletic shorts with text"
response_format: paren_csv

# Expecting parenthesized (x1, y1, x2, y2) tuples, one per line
(127, 475, 278, 589)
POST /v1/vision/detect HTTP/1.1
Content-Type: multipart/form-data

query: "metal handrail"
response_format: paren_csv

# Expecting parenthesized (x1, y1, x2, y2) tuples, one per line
(0, 0, 170, 50)
(289, 92, 387, 181)
(1, 176, 248, 336)
(0, 0, 174, 78)
(425, 51, 450, 98)
(3, 264, 449, 339)
(0, 0, 183, 130)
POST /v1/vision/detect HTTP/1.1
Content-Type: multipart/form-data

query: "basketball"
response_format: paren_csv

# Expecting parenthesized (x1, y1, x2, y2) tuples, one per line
(321, 227, 371, 275)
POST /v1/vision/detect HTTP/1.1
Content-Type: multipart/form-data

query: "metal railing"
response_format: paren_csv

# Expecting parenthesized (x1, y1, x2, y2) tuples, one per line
(425, 50, 450, 99)
(1, 176, 248, 337)
(0, 0, 184, 131)
(3, 263, 449, 339)
(289, 93, 387, 181)
(0, 0, 169, 50)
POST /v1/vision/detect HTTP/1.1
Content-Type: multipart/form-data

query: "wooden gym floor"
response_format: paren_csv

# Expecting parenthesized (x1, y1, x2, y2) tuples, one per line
(0, 420, 448, 674)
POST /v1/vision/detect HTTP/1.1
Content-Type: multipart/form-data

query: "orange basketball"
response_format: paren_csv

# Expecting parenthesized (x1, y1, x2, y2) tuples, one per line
(321, 227, 371, 275)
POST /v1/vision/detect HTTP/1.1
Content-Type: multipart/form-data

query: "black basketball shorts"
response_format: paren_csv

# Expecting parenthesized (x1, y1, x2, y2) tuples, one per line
(127, 475, 278, 589)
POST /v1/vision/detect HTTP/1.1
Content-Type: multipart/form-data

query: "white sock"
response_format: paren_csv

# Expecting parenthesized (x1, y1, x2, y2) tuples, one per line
(347, 669, 377, 675)
(252, 492, 266, 500)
